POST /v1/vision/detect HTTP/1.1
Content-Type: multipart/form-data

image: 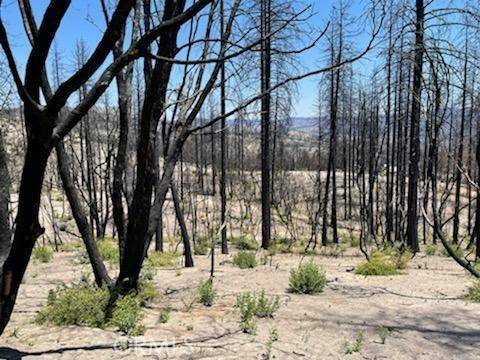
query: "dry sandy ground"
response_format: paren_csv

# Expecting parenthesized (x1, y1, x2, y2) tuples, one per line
(0, 249, 479, 360)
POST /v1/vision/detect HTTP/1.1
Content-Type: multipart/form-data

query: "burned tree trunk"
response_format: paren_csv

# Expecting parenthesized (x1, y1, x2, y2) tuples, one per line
(406, 0, 424, 253)
(260, 0, 272, 249)
(56, 142, 111, 287)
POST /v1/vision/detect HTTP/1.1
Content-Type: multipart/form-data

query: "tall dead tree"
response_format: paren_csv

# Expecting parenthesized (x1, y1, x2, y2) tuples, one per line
(452, 36, 468, 243)
(260, 0, 272, 249)
(406, 0, 425, 253)
(220, 0, 228, 254)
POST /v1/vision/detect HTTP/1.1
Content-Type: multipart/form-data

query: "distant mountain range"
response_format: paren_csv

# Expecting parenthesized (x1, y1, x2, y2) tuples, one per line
(290, 117, 318, 132)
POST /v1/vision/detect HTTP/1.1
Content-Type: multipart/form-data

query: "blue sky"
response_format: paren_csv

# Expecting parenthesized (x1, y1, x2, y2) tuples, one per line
(1, 0, 384, 117)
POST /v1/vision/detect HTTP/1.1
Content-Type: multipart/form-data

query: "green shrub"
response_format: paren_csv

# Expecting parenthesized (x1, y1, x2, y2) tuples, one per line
(342, 332, 364, 354)
(236, 290, 280, 318)
(98, 238, 119, 264)
(198, 279, 215, 307)
(59, 241, 82, 252)
(253, 290, 280, 318)
(232, 236, 259, 250)
(355, 251, 399, 276)
(355, 246, 411, 275)
(36, 281, 150, 335)
(158, 306, 171, 324)
(266, 245, 278, 256)
(108, 293, 145, 336)
(234, 290, 281, 334)
(138, 280, 159, 304)
(146, 251, 180, 268)
(466, 281, 480, 302)
(233, 251, 257, 269)
(235, 292, 257, 334)
(35, 282, 109, 327)
(33, 246, 54, 263)
(376, 325, 390, 344)
(273, 238, 294, 253)
(382, 247, 412, 270)
(194, 237, 210, 255)
(288, 261, 326, 294)
(56, 213, 72, 222)
(266, 326, 279, 353)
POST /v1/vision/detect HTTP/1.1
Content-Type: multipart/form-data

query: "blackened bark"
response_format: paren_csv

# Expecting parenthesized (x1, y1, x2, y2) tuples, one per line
(406, 0, 424, 253)
(260, 0, 271, 249)
(171, 183, 193, 267)
(117, 0, 182, 290)
(56, 142, 111, 287)
(220, 0, 228, 255)
(0, 140, 49, 334)
(452, 40, 468, 243)
(0, 129, 11, 271)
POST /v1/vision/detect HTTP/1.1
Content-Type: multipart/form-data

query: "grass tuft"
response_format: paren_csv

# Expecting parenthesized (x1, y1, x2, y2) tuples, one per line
(33, 246, 54, 263)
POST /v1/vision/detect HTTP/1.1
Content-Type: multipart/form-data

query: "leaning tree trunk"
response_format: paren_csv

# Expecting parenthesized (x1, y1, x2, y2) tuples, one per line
(56, 142, 112, 287)
(0, 140, 50, 334)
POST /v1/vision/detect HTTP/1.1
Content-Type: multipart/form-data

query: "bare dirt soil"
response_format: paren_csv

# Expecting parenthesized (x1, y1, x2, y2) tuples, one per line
(0, 248, 479, 360)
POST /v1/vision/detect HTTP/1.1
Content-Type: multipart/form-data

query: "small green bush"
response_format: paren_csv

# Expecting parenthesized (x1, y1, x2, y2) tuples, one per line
(236, 290, 280, 318)
(235, 292, 257, 334)
(273, 238, 295, 253)
(146, 251, 180, 268)
(234, 290, 281, 334)
(98, 238, 119, 264)
(198, 279, 215, 306)
(232, 236, 259, 250)
(253, 290, 280, 318)
(158, 306, 171, 324)
(266, 326, 279, 353)
(382, 246, 412, 270)
(59, 241, 82, 252)
(109, 293, 145, 335)
(355, 251, 399, 276)
(466, 281, 480, 303)
(266, 245, 278, 256)
(376, 325, 390, 344)
(35, 282, 109, 327)
(194, 237, 210, 255)
(56, 213, 72, 222)
(33, 246, 54, 263)
(288, 261, 326, 294)
(342, 332, 364, 354)
(36, 281, 152, 335)
(233, 251, 257, 269)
